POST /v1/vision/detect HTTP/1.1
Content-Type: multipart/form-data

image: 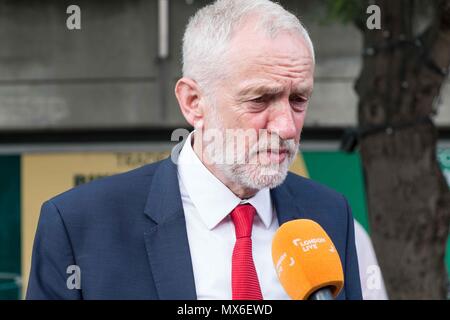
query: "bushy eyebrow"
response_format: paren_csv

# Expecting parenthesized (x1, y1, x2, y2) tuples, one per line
(237, 81, 313, 98)
(237, 83, 284, 97)
(292, 84, 313, 98)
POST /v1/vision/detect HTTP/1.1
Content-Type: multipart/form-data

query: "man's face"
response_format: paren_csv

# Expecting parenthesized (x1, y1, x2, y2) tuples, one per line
(201, 24, 315, 190)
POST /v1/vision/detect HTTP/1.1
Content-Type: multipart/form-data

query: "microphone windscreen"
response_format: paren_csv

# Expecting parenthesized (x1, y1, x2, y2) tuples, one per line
(272, 219, 344, 300)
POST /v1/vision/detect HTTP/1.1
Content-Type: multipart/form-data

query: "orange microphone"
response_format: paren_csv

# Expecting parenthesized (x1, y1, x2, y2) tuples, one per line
(272, 219, 344, 300)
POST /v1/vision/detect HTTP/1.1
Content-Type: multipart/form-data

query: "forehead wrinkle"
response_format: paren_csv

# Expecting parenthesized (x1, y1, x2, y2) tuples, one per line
(256, 68, 313, 87)
(255, 49, 313, 63)
(230, 53, 314, 97)
(258, 53, 312, 65)
(253, 56, 313, 79)
(262, 68, 310, 81)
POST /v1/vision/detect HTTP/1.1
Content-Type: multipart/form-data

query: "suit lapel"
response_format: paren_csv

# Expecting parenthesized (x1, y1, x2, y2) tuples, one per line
(143, 157, 197, 300)
(271, 177, 307, 225)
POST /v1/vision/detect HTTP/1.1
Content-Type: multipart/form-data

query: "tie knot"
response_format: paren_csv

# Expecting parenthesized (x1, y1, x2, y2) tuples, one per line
(230, 204, 256, 238)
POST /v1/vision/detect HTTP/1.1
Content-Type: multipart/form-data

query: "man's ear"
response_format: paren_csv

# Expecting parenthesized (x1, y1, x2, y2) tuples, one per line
(175, 77, 205, 129)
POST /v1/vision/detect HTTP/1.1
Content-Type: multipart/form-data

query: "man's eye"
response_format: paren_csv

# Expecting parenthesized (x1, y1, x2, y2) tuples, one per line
(290, 95, 307, 103)
(251, 95, 270, 104)
(290, 96, 308, 111)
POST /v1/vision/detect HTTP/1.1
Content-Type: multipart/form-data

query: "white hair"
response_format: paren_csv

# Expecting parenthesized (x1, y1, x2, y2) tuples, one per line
(182, 0, 315, 96)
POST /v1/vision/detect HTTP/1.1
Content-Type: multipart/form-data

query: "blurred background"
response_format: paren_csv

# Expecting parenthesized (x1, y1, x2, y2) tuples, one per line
(0, 0, 449, 300)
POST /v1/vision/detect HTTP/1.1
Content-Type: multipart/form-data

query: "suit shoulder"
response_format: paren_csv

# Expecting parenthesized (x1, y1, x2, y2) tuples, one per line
(283, 172, 346, 204)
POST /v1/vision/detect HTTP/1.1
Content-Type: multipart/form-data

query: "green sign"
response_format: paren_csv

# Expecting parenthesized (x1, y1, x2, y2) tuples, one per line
(0, 156, 21, 300)
(437, 149, 450, 278)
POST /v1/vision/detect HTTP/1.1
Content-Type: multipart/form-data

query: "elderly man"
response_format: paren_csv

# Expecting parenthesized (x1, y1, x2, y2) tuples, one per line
(27, 0, 362, 300)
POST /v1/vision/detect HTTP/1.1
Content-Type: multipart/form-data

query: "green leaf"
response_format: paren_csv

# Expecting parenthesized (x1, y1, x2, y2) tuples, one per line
(323, 0, 365, 24)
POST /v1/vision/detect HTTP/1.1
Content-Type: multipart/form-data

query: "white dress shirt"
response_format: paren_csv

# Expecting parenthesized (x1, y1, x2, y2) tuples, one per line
(177, 132, 290, 300)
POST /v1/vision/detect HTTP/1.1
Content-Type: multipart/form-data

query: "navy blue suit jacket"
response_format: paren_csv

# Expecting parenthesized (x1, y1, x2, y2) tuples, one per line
(26, 156, 363, 300)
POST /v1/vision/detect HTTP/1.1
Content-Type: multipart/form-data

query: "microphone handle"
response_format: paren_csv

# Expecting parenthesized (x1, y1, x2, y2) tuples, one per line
(308, 287, 334, 300)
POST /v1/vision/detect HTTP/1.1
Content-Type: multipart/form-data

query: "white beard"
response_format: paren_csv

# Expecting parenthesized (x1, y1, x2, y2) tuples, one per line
(203, 110, 299, 191)
(217, 149, 296, 190)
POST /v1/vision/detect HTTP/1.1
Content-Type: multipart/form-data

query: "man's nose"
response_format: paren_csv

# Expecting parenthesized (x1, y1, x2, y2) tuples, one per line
(267, 102, 298, 141)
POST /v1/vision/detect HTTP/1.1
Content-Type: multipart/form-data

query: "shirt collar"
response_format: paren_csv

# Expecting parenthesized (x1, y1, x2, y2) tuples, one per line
(177, 131, 273, 230)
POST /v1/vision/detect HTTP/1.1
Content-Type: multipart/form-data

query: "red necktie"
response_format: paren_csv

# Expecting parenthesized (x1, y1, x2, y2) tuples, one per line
(230, 203, 263, 300)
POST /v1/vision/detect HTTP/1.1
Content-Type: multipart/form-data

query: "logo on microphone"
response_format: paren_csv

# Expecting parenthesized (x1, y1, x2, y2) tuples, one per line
(275, 252, 296, 278)
(293, 237, 326, 252)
